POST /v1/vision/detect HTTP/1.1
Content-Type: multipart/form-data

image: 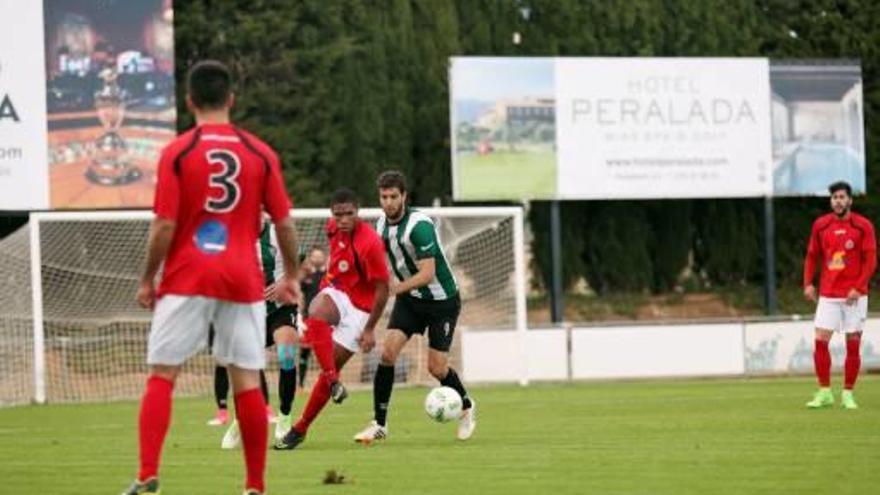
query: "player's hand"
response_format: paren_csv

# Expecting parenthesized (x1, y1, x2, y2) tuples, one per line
(273, 276, 302, 306)
(358, 328, 376, 353)
(136, 280, 156, 310)
(803, 284, 817, 302)
(390, 282, 405, 297)
(846, 288, 861, 306)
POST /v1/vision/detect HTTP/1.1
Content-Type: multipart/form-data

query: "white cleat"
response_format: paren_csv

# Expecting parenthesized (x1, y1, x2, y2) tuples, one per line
(457, 400, 476, 440)
(275, 413, 292, 441)
(353, 420, 388, 445)
(221, 419, 241, 449)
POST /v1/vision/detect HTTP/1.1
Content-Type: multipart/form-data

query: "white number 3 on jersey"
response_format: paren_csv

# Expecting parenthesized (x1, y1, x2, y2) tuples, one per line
(205, 149, 241, 213)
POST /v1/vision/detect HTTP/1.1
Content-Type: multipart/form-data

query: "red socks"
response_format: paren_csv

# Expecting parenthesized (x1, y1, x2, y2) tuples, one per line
(304, 317, 338, 383)
(235, 388, 268, 493)
(138, 375, 174, 481)
(844, 335, 861, 390)
(137, 377, 269, 492)
(813, 339, 831, 387)
(294, 373, 331, 435)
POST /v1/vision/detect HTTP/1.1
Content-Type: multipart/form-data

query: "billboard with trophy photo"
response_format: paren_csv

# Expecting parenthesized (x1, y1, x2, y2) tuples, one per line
(44, 0, 176, 209)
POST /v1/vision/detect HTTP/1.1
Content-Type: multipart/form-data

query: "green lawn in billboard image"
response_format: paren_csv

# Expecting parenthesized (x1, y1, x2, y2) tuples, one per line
(457, 151, 556, 200)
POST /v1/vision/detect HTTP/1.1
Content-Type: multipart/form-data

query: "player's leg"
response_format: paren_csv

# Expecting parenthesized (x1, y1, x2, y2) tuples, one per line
(807, 298, 838, 408)
(841, 296, 867, 409)
(275, 344, 354, 450)
(212, 300, 269, 494)
(259, 369, 274, 421)
(208, 364, 231, 426)
(298, 346, 311, 388)
(302, 290, 343, 397)
(354, 329, 408, 443)
(222, 314, 279, 449)
(124, 295, 211, 494)
(425, 296, 475, 440)
(273, 307, 299, 439)
(355, 296, 421, 442)
(207, 325, 231, 426)
(227, 365, 268, 494)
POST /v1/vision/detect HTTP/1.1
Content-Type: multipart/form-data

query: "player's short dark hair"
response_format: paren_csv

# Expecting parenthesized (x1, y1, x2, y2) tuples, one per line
(187, 60, 232, 110)
(376, 170, 407, 194)
(828, 181, 852, 197)
(330, 188, 359, 207)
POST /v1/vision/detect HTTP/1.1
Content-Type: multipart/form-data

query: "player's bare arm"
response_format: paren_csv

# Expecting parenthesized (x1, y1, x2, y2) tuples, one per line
(272, 216, 303, 306)
(804, 284, 817, 302)
(392, 257, 436, 296)
(137, 217, 176, 310)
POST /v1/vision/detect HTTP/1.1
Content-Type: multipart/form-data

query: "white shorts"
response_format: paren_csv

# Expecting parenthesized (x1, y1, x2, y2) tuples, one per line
(321, 287, 370, 353)
(813, 296, 868, 333)
(147, 295, 267, 369)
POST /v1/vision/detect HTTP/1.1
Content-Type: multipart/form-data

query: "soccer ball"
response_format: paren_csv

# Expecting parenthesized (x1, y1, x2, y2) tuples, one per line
(424, 386, 463, 423)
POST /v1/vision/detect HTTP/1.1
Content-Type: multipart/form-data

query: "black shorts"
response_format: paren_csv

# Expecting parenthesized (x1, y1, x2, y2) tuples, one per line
(265, 305, 297, 348)
(388, 294, 460, 352)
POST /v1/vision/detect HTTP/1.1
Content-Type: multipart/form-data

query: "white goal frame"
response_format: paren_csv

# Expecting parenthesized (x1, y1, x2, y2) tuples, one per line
(27, 206, 528, 403)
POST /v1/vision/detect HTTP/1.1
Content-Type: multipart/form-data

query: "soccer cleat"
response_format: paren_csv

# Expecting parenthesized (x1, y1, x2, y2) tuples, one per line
(266, 404, 277, 424)
(121, 477, 160, 495)
(221, 419, 241, 449)
(242, 490, 263, 495)
(805, 388, 834, 409)
(273, 428, 306, 450)
(457, 399, 477, 440)
(330, 381, 348, 404)
(353, 420, 388, 444)
(275, 413, 293, 441)
(207, 408, 229, 426)
(841, 390, 859, 410)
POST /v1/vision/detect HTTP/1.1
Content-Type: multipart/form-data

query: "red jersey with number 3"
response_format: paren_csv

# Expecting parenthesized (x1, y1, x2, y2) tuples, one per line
(153, 123, 292, 303)
(321, 219, 389, 312)
(804, 212, 877, 298)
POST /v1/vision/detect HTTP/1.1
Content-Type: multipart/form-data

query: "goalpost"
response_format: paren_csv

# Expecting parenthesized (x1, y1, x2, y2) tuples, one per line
(0, 207, 526, 406)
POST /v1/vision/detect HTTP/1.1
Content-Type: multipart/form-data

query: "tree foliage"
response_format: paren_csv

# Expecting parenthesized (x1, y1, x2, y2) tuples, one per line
(173, 0, 880, 293)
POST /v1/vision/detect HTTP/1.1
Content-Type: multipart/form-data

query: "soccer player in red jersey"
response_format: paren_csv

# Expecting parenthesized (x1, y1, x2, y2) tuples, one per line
(274, 188, 390, 450)
(803, 181, 876, 410)
(122, 61, 300, 495)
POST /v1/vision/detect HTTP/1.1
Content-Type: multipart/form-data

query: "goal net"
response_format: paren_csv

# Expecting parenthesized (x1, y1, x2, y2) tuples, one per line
(0, 207, 525, 406)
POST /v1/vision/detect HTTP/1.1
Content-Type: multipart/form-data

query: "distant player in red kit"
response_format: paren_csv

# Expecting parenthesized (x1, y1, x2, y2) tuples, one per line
(122, 60, 300, 495)
(803, 181, 876, 410)
(274, 188, 390, 450)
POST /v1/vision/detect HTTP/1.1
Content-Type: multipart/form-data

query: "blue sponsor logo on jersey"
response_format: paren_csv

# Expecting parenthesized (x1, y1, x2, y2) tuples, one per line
(194, 219, 228, 254)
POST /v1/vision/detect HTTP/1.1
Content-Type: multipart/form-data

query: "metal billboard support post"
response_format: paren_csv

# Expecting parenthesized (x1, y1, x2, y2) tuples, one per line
(550, 200, 564, 323)
(763, 196, 778, 315)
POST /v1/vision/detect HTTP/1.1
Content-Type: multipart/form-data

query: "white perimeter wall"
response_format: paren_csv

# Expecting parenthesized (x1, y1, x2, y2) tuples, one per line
(461, 319, 880, 383)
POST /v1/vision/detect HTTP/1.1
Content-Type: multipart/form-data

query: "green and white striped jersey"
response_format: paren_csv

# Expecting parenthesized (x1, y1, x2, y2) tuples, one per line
(258, 220, 284, 312)
(377, 207, 458, 300)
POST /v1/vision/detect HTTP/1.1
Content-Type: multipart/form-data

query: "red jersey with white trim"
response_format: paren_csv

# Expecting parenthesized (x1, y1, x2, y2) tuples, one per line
(153, 123, 292, 303)
(321, 218, 389, 312)
(803, 212, 877, 298)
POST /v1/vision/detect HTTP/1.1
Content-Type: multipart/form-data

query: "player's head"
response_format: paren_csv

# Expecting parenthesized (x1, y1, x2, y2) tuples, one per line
(377, 170, 407, 221)
(828, 181, 852, 217)
(330, 188, 359, 233)
(308, 247, 326, 270)
(186, 60, 234, 112)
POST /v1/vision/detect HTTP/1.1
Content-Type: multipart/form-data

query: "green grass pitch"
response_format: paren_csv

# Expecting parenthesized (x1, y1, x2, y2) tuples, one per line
(1, 376, 878, 494)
